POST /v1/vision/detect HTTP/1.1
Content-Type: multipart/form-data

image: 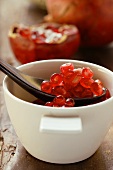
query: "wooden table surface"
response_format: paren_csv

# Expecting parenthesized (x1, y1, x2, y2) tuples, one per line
(0, 0, 113, 169)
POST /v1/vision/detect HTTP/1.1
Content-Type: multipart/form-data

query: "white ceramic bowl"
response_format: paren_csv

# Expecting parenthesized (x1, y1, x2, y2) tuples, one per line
(3, 59, 113, 164)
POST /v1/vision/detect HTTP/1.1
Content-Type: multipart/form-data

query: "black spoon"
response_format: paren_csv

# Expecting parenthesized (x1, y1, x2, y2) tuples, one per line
(0, 59, 106, 106)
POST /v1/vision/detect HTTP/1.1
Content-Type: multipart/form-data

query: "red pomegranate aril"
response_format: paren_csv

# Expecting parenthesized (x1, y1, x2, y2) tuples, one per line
(45, 101, 53, 107)
(71, 83, 85, 97)
(53, 95, 66, 106)
(35, 35, 46, 44)
(95, 79, 103, 86)
(33, 99, 45, 105)
(65, 98, 75, 107)
(50, 73, 63, 87)
(105, 89, 111, 99)
(63, 70, 75, 84)
(63, 70, 75, 79)
(31, 31, 39, 41)
(82, 67, 93, 78)
(51, 27, 60, 33)
(53, 103, 60, 107)
(41, 80, 52, 94)
(80, 78, 94, 88)
(60, 63, 74, 75)
(90, 82, 103, 96)
(81, 89, 93, 98)
(99, 89, 110, 102)
(65, 91, 72, 98)
(74, 83, 85, 93)
(73, 68, 82, 75)
(63, 82, 72, 91)
(63, 71, 81, 87)
(18, 27, 31, 38)
(31, 30, 38, 37)
(71, 75, 82, 87)
(51, 86, 67, 97)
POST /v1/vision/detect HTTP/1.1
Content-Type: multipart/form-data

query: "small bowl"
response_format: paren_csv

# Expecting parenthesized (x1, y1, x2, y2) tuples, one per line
(3, 59, 113, 164)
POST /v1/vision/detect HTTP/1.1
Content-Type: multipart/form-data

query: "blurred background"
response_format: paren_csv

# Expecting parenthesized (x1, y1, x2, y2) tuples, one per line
(0, 0, 113, 69)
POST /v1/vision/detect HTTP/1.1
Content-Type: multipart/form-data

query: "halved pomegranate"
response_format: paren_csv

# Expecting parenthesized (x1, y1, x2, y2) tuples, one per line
(8, 22, 80, 64)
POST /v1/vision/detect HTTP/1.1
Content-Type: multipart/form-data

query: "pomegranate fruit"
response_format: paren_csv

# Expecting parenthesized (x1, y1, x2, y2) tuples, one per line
(8, 23, 80, 64)
(45, 0, 113, 46)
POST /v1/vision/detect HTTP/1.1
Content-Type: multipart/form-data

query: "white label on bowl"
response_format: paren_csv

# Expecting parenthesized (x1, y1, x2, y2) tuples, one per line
(40, 116, 82, 134)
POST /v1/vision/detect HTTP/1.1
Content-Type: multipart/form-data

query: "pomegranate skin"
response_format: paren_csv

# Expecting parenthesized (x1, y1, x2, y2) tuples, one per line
(8, 23, 80, 64)
(9, 35, 36, 64)
(45, 0, 113, 46)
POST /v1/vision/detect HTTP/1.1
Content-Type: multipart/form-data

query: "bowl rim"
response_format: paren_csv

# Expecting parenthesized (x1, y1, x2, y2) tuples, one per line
(3, 59, 113, 110)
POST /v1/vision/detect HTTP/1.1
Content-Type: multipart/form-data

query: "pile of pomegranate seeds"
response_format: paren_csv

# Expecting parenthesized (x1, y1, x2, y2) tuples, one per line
(36, 63, 110, 107)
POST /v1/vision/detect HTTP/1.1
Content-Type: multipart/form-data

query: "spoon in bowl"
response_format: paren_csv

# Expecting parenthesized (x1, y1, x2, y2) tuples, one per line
(0, 59, 106, 106)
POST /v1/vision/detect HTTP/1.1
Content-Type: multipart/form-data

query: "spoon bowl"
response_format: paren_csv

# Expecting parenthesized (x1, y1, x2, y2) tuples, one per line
(0, 58, 106, 106)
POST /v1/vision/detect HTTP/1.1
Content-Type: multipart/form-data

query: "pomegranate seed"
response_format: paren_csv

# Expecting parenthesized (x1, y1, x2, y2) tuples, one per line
(71, 74, 82, 87)
(45, 102, 53, 107)
(73, 68, 82, 75)
(63, 70, 75, 80)
(63, 70, 75, 85)
(71, 83, 85, 97)
(35, 34, 46, 44)
(81, 89, 93, 98)
(105, 89, 111, 99)
(60, 63, 74, 75)
(65, 98, 75, 107)
(82, 67, 93, 78)
(74, 83, 85, 93)
(80, 78, 94, 88)
(90, 82, 103, 96)
(51, 86, 67, 97)
(63, 70, 81, 87)
(53, 95, 66, 106)
(30, 30, 46, 44)
(31, 31, 39, 40)
(65, 91, 72, 98)
(64, 82, 72, 91)
(41, 81, 52, 94)
(50, 73, 63, 87)
(18, 27, 31, 38)
(95, 79, 103, 86)
(53, 103, 60, 107)
(33, 99, 45, 105)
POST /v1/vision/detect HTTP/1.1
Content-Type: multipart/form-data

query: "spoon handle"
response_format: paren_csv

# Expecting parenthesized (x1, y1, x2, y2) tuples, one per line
(0, 59, 20, 77)
(0, 59, 54, 102)
(0, 58, 31, 87)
